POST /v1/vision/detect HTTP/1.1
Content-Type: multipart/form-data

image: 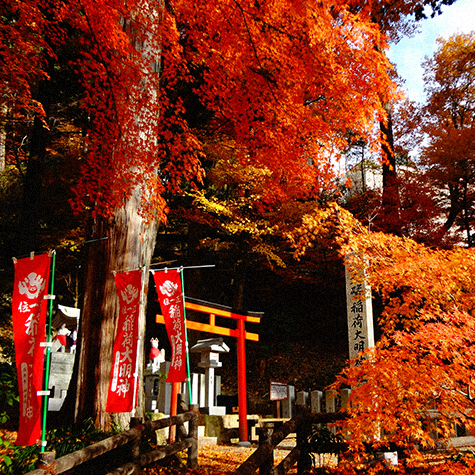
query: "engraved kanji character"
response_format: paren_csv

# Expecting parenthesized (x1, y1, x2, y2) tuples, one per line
(352, 314, 363, 328)
(351, 300, 363, 313)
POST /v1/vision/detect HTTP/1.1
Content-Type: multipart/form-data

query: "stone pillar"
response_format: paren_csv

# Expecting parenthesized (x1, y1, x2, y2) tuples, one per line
(296, 391, 309, 408)
(341, 388, 351, 409)
(144, 373, 160, 412)
(205, 366, 215, 409)
(345, 262, 375, 360)
(191, 373, 199, 405)
(215, 375, 221, 403)
(311, 390, 322, 413)
(199, 373, 206, 408)
(158, 361, 171, 414)
(282, 385, 295, 418)
(325, 389, 338, 434)
(325, 389, 337, 413)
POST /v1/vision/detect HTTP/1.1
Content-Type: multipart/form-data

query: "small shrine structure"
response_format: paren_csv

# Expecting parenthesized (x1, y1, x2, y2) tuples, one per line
(157, 297, 262, 444)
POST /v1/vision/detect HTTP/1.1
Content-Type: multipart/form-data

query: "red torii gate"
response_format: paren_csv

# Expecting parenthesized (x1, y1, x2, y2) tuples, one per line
(156, 298, 262, 443)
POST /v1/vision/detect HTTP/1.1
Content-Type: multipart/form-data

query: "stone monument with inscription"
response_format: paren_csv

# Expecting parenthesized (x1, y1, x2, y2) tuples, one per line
(345, 262, 375, 360)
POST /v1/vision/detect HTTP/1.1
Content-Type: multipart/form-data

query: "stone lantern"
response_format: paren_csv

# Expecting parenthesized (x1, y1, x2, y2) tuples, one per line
(191, 338, 230, 415)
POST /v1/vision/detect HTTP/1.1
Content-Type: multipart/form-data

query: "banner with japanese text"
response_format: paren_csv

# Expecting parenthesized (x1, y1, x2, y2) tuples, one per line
(12, 253, 51, 446)
(153, 270, 187, 383)
(106, 270, 141, 413)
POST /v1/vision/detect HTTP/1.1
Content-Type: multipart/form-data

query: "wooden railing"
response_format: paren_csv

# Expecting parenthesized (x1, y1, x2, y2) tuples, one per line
(234, 411, 348, 475)
(26, 410, 199, 475)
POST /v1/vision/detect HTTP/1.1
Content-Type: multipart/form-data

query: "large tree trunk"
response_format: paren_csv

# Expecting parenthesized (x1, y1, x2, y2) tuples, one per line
(232, 238, 251, 311)
(18, 97, 50, 255)
(380, 104, 401, 235)
(74, 191, 158, 431)
(461, 179, 473, 246)
(72, 0, 163, 431)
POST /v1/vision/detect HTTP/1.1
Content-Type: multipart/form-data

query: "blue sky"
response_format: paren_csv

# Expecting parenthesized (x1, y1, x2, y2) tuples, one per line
(387, 0, 475, 104)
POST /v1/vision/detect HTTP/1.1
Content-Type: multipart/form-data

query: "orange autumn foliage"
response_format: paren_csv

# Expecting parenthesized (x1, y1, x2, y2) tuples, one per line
(60, 0, 399, 220)
(419, 33, 475, 245)
(5, 0, 471, 464)
(341, 227, 475, 462)
(0, 0, 60, 121)
(54, 0, 402, 432)
(323, 35, 475, 461)
(288, 203, 475, 467)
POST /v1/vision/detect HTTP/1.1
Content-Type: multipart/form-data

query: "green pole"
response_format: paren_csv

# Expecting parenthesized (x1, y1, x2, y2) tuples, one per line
(179, 268, 193, 404)
(40, 249, 56, 452)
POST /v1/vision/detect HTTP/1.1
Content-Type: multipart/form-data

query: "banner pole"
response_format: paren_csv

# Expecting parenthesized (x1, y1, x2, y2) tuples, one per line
(179, 268, 193, 404)
(131, 265, 146, 415)
(40, 249, 56, 452)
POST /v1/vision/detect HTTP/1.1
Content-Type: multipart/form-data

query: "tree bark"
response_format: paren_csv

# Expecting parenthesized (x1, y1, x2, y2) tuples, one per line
(74, 192, 158, 431)
(380, 104, 401, 235)
(18, 106, 49, 255)
(232, 236, 251, 311)
(72, 0, 163, 431)
(462, 179, 472, 246)
(435, 183, 463, 243)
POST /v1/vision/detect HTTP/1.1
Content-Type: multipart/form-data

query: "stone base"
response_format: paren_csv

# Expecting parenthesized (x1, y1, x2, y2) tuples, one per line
(449, 435, 475, 448)
(48, 398, 65, 412)
(200, 406, 226, 416)
(222, 414, 239, 428)
(236, 441, 251, 447)
(149, 412, 169, 445)
(198, 436, 218, 447)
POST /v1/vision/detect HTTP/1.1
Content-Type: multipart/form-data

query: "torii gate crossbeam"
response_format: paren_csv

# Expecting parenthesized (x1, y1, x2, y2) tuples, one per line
(156, 298, 262, 443)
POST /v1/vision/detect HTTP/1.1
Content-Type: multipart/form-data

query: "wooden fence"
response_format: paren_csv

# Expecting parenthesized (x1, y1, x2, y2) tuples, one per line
(234, 411, 348, 475)
(26, 410, 199, 475)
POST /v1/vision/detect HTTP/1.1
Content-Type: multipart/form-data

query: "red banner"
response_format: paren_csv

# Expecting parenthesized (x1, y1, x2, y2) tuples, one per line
(106, 270, 142, 413)
(12, 253, 51, 446)
(153, 270, 187, 383)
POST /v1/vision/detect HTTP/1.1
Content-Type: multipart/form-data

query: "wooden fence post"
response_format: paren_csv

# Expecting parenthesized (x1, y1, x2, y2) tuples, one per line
(296, 407, 312, 475)
(25, 412, 200, 475)
(37, 451, 56, 470)
(188, 404, 199, 469)
(296, 414, 312, 475)
(258, 428, 274, 475)
(177, 394, 189, 441)
(130, 418, 143, 460)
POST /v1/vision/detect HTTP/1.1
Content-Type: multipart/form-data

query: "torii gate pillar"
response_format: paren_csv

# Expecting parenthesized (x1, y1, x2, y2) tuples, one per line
(157, 299, 262, 444)
(237, 318, 247, 441)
